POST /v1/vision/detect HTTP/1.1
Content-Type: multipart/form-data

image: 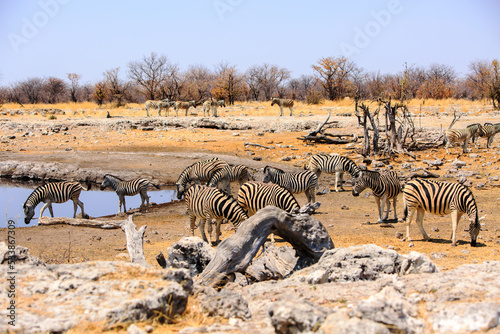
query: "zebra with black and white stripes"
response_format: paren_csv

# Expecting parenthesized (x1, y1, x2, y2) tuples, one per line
(402, 178, 481, 247)
(208, 164, 250, 196)
(271, 97, 294, 116)
(444, 123, 482, 154)
(145, 98, 170, 117)
(262, 166, 318, 203)
(176, 157, 228, 199)
(173, 100, 197, 116)
(237, 181, 300, 216)
(202, 98, 218, 117)
(23, 181, 89, 224)
(100, 174, 160, 214)
(307, 153, 361, 192)
(185, 184, 248, 244)
(478, 122, 500, 148)
(352, 170, 401, 223)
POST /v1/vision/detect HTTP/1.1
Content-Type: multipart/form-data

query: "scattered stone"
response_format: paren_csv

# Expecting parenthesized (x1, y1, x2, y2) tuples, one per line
(252, 156, 262, 161)
(200, 290, 252, 320)
(431, 302, 500, 333)
(452, 159, 467, 168)
(267, 299, 327, 334)
(401, 162, 412, 169)
(167, 237, 215, 277)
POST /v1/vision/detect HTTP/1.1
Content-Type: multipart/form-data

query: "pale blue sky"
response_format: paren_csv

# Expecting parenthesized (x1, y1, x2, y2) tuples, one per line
(0, 0, 499, 85)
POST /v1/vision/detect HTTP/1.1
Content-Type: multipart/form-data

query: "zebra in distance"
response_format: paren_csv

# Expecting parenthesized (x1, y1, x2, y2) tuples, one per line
(158, 101, 175, 116)
(23, 181, 89, 224)
(176, 157, 228, 199)
(307, 153, 361, 192)
(208, 164, 250, 196)
(218, 99, 226, 108)
(477, 122, 500, 148)
(271, 97, 294, 116)
(352, 170, 401, 223)
(402, 178, 481, 247)
(444, 123, 482, 154)
(202, 98, 218, 117)
(262, 166, 318, 203)
(185, 184, 248, 244)
(100, 174, 160, 214)
(173, 100, 197, 116)
(145, 98, 170, 117)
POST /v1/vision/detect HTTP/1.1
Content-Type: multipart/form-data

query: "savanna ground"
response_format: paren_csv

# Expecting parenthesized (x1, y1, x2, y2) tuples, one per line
(1, 99, 500, 331)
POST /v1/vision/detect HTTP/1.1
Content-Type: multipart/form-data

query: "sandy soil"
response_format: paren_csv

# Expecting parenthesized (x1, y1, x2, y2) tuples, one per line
(1, 102, 500, 272)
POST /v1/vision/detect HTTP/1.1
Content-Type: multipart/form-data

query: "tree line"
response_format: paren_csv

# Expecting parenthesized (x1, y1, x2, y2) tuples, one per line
(1, 53, 499, 109)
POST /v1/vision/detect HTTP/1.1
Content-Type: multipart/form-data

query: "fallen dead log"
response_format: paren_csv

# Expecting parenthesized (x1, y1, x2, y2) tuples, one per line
(244, 142, 273, 149)
(197, 206, 334, 287)
(407, 168, 440, 179)
(38, 216, 123, 229)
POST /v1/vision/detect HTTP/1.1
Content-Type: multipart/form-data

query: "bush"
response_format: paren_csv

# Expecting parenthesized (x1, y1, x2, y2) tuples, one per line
(306, 91, 324, 105)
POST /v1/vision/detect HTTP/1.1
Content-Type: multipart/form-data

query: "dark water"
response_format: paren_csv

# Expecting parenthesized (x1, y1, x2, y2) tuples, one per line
(0, 182, 176, 228)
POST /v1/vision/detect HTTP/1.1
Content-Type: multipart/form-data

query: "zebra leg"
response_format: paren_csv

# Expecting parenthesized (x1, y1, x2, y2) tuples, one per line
(381, 196, 390, 221)
(119, 196, 127, 214)
(200, 217, 209, 244)
(463, 140, 469, 153)
(405, 206, 416, 242)
(289, 107, 293, 116)
(392, 197, 398, 221)
(445, 140, 450, 154)
(72, 199, 78, 218)
(279, 106, 284, 117)
(415, 207, 430, 241)
(375, 197, 383, 223)
(215, 218, 222, 245)
(40, 202, 51, 218)
(450, 211, 463, 247)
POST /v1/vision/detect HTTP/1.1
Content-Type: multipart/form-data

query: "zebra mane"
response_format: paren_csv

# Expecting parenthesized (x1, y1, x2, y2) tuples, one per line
(104, 174, 124, 181)
(466, 123, 481, 128)
(264, 166, 284, 174)
(24, 184, 49, 208)
(177, 157, 220, 184)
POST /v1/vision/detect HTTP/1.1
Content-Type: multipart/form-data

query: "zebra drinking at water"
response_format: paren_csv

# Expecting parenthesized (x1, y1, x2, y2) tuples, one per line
(173, 100, 197, 116)
(352, 170, 401, 223)
(176, 157, 229, 199)
(145, 98, 170, 117)
(270, 98, 294, 116)
(307, 153, 361, 192)
(185, 184, 248, 244)
(207, 164, 250, 196)
(262, 166, 318, 203)
(23, 181, 89, 224)
(100, 174, 160, 214)
(402, 178, 481, 247)
(477, 122, 500, 148)
(444, 123, 482, 154)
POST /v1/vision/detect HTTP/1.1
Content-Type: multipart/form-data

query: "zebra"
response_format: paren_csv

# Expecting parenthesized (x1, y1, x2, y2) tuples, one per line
(444, 123, 482, 154)
(158, 101, 175, 116)
(477, 122, 500, 148)
(218, 99, 226, 108)
(237, 181, 300, 242)
(185, 184, 248, 244)
(202, 98, 218, 117)
(173, 100, 197, 116)
(23, 181, 89, 224)
(176, 157, 228, 199)
(145, 98, 169, 117)
(402, 178, 481, 247)
(262, 166, 318, 203)
(207, 164, 250, 196)
(100, 174, 160, 214)
(352, 170, 401, 223)
(271, 97, 294, 116)
(307, 153, 361, 192)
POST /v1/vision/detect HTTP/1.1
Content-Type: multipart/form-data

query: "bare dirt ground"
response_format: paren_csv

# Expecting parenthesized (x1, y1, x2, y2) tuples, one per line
(1, 100, 500, 273)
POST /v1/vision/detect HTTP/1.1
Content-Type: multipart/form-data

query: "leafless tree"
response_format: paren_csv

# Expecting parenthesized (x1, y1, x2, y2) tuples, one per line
(245, 63, 290, 100)
(183, 64, 214, 100)
(312, 56, 357, 100)
(467, 59, 500, 109)
(128, 52, 171, 101)
(212, 62, 245, 105)
(418, 63, 456, 99)
(159, 63, 183, 100)
(44, 77, 67, 104)
(67, 73, 81, 102)
(18, 77, 45, 104)
(103, 67, 130, 107)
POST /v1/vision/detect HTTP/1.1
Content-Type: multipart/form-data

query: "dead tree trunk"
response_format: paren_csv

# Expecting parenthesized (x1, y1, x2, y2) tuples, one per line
(121, 215, 150, 267)
(354, 100, 380, 156)
(39, 216, 123, 229)
(197, 206, 334, 287)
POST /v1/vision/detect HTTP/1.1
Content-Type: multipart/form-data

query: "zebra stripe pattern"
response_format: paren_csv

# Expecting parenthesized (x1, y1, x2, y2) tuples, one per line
(402, 178, 480, 247)
(444, 123, 482, 153)
(478, 122, 500, 148)
(100, 174, 160, 214)
(208, 164, 250, 196)
(202, 98, 218, 117)
(271, 97, 294, 116)
(262, 166, 318, 203)
(352, 170, 401, 223)
(307, 153, 361, 192)
(176, 157, 228, 199)
(23, 181, 88, 224)
(185, 184, 248, 244)
(173, 100, 197, 116)
(145, 99, 170, 117)
(237, 181, 300, 216)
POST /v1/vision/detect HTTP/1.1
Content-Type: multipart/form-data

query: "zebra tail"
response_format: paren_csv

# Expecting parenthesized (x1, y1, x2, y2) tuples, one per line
(403, 203, 408, 222)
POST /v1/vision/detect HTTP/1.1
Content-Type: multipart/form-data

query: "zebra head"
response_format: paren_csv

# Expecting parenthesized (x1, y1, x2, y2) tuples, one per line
(176, 182, 186, 199)
(351, 173, 367, 197)
(270, 98, 278, 106)
(100, 174, 115, 191)
(468, 215, 481, 247)
(23, 203, 35, 224)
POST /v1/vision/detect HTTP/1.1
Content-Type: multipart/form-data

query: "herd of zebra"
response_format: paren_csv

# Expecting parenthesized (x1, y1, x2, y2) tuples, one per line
(144, 97, 295, 117)
(444, 122, 500, 153)
(22, 152, 482, 248)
